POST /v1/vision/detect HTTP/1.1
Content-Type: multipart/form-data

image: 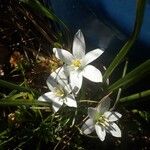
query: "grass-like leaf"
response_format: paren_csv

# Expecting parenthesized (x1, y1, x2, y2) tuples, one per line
(0, 99, 50, 106)
(0, 79, 39, 95)
(108, 59, 150, 92)
(103, 0, 146, 81)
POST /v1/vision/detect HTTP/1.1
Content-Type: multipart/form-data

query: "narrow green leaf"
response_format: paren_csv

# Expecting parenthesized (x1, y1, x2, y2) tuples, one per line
(0, 99, 50, 106)
(0, 79, 39, 95)
(0, 79, 30, 92)
(108, 60, 150, 92)
(103, 0, 146, 81)
(119, 89, 150, 102)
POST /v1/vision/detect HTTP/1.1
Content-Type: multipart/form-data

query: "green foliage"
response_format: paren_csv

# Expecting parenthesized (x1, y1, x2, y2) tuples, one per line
(108, 60, 150, 92)
(0, 80, 32, 93)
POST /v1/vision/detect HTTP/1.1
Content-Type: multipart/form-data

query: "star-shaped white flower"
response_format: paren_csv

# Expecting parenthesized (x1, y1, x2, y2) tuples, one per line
(38, 67, 77, 112)
(81, 97, 122, 141)
(53, 30, 103, 91)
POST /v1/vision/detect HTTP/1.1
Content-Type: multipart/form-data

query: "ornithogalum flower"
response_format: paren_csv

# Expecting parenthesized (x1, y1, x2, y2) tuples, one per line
(53, 30, 103, 91)
(81, 97, 122, 141)
(38, 67, 77, 112)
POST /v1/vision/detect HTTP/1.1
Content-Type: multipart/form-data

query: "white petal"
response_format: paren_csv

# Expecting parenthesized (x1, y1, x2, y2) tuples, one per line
(82, 49, 103, 65)
(46, 66, 69, 90)
(53, 48, 73, 64)
(97, 97, 111, 113)
(81, 119, 95, 135)
(38, 87, 63, 113)
(64, 95, 77, 108)
(109, 123, 121, 137)
(52, 103, 62, 112)
(40, 92, 63, 109)
(95, 125, 106, 141)
(64, 84, 73, 94)
(104, 112, 122, 122)
(38, 92, 56, 102)
(51, 66, 69, 86)
(52, 97, 63, 112)
(88, 107, 97, 119)
(46, 76, 58, 91)
(73, 30, 85, 59)
(69, 71, 83, 93)
(52, 97, 63, 105)
(82, 65, 102, 82)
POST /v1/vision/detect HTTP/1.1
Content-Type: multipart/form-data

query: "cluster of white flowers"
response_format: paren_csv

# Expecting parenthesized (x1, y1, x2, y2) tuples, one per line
(38, 30, 121, 141)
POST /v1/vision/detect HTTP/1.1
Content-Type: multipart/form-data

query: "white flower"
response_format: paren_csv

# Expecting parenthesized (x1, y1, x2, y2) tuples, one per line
(53, 30, 103, 91)
(81, 97, 122, 141)
(38, 67, 77, 112)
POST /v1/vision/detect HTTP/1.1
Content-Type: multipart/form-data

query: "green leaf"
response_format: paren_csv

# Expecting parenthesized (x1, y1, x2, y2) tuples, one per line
(0, 99, 50, 106)
(119, 89, 150, 102)
(108, 60, 150, 92)
(0, 79, 39, 95)
(0, 79, 30, 92)
(103, 0, 146, 81)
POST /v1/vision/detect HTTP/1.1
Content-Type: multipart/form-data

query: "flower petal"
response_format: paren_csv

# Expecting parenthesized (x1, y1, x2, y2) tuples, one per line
(51, 66, 69, 86)
(82, 65, 102, 82)
(81, 119, 95, 135)
(104, 112, 122, 122)
(46, 66, 69, 91)
(64, 95, 77, 108)
(38, 92, 56, 102)
(64, 84, 73, 94)
(52, 102, 62, 112)
(73, 30, 85, 59)
(95, 125, 106, 141)
(69, 71, 83, 93)
(52, 97, 63, 112)
(109, 123, 121, 137)
(82, 48, 103, 65)
(46, 75, 58, 91)
(38, 92, 62, 112)
(97, 97, 111, 113)
(53, 48, 73, 64)
(88, 107, 97, 119)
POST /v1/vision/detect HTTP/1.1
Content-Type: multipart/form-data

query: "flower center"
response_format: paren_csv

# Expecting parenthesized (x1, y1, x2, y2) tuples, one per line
(54, 88, 65, 97)
(95, 115, 109, 127)
(71, 59, 81, 69)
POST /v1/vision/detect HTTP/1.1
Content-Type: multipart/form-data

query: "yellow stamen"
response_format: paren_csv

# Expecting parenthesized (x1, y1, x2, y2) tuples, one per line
(55, 88, 65, 97)
(96, 115, 109, 127)
(71, 59, 81, 68)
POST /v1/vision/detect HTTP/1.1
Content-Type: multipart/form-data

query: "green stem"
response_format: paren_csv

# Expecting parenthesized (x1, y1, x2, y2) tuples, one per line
(111, 60, 128, 110)
(119, 89, 150, 102)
